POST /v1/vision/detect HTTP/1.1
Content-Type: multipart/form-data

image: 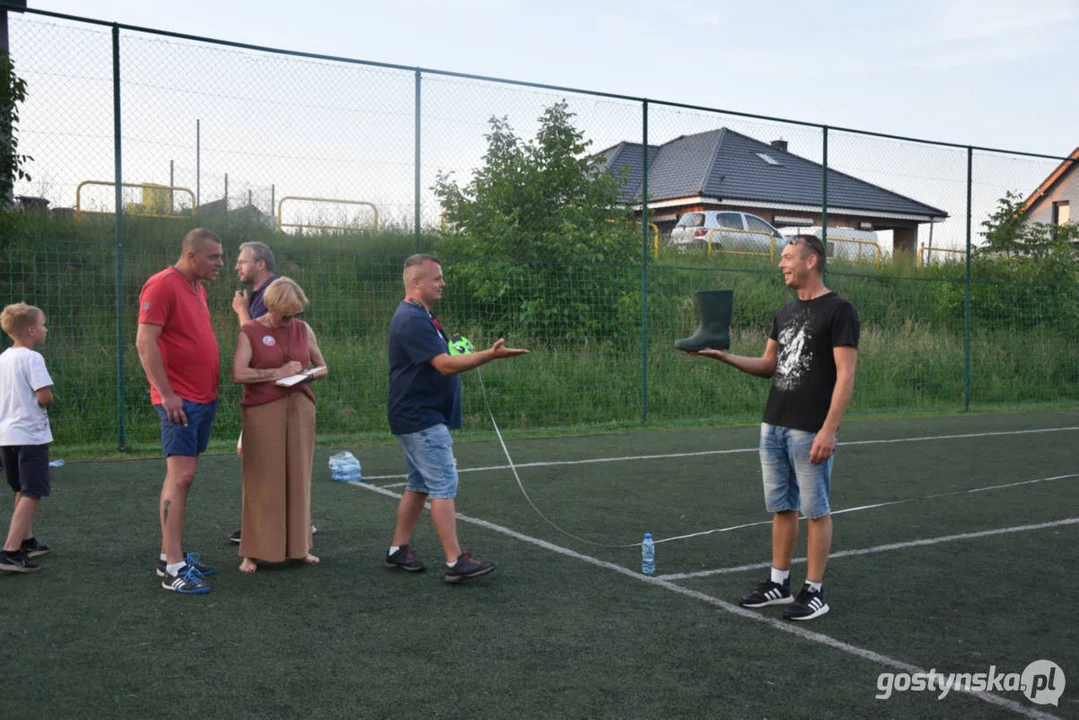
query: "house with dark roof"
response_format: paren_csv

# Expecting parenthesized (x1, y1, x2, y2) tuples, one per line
(597, 128, 948, 255)
(1020, 148, 1078, 246)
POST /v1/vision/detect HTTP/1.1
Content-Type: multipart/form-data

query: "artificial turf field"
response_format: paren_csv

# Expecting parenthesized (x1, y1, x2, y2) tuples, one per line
(2, 409, 1077, 719)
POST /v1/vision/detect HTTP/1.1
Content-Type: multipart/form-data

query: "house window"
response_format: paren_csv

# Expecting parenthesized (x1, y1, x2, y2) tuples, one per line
(1054, 201, 1070, 225)
(755, 152, 782, 166)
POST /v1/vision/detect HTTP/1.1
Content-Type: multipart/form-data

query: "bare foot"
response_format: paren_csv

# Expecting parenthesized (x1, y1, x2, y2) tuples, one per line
(302, 553, 320, 565)
(239, 558, 257, 573)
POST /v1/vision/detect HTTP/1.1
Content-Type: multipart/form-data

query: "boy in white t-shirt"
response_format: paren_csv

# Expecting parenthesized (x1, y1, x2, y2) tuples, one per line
(0, 303, 55, 574)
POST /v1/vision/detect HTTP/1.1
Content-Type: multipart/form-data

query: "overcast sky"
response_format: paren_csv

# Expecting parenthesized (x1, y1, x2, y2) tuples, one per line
(31, 0, 1077, 158)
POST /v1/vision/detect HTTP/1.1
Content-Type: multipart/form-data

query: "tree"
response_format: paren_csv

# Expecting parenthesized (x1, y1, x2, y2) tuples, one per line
(434, 100, 635, 264)
(432, 101, 641, 341)
(953, 191, 1079, 335)
(978, 191, 1078, 259)
(0, 50, 31, 206)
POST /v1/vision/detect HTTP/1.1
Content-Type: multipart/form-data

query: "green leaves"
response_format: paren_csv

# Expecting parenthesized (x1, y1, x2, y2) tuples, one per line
(434, 100, 635, 264)
(979, 190, 1079, 263)
(433, 100, 640, 340)
(0, 51, 32, 202)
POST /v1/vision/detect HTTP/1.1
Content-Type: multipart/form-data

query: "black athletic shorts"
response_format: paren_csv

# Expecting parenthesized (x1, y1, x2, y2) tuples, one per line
(1, 444, 51, 499)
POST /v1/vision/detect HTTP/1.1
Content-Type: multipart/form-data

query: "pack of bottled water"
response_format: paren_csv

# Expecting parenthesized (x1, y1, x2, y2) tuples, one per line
(328, 451, 362, 482)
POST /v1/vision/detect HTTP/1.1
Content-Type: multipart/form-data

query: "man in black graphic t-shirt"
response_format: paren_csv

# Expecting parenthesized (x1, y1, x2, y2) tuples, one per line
(692, 234, 859, 621)
(764, 292, 860, 432)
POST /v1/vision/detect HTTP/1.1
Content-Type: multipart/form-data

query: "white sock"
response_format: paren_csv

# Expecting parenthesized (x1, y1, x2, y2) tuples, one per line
(160, 553, 167, 562)
(166, 560, 186, 576)
(389, 545, 401, 555)
(446, 559, 458, 568)
(770, 567, 789, 585)
(808, 580, 823, 592)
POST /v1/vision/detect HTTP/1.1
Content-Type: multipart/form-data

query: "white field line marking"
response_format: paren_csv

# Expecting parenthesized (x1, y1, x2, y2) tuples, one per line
(364, 447, 758, 482)
(380, 476, 1071, 495)
(652, 473, 1079, 545)
(349, 480, 1060, 720)
(657, 517, 1079, 581)
(363, 425, 1079, 483)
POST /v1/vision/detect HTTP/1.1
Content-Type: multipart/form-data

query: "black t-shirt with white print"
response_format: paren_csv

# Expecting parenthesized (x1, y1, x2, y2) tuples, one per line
(763, 292, 860, 433)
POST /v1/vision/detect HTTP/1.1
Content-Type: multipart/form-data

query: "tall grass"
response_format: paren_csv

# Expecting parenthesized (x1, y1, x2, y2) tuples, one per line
(1, 214, 1077, 455)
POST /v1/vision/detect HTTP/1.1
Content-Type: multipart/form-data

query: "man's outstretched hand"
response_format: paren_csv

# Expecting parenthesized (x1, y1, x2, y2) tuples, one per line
(690, 348, 728, 360)
(490, 338, 529, 358)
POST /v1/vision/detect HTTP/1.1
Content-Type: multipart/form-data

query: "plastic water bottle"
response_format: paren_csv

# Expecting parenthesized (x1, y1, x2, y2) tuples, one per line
(48, 459, 65, 468)
(641, 533, 655, 575)
(328, 451, 362, 482)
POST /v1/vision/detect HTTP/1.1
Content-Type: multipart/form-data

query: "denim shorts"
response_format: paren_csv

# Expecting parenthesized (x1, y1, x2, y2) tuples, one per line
(2, 444, 51, 499)
(759, 422, 834, 519)
(397, 423, 458, 500)
(154, 398, 217, 457)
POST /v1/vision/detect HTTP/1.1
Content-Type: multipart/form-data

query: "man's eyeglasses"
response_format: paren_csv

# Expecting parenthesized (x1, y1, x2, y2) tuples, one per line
(787, 236, 825, 257)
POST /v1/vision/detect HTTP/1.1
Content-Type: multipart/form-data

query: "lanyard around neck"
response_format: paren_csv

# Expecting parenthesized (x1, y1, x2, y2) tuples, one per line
(405, 297, 447, 341)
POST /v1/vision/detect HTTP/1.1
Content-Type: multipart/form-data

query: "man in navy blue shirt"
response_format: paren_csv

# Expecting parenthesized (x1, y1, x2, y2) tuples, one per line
(385, 254, 528, 583)
(232, 242, 277, 324)
(230, 241, 278, 545)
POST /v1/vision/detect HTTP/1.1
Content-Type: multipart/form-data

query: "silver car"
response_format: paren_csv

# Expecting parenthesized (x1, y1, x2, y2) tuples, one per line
(670, 211, 782, 256)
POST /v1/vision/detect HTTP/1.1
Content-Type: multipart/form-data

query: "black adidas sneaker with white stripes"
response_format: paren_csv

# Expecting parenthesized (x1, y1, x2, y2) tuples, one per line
(161, 565, 211, 594)
(783, 584, 829, 621)
(738, 578, 793, 608)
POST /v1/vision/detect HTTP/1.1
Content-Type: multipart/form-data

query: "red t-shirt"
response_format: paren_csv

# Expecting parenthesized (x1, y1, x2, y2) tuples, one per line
(138, 267, 221, 405)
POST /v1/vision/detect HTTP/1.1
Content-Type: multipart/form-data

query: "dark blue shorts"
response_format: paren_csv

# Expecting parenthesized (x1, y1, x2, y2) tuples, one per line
(2, 444, 51, 499)
(154, 399, 217, 457)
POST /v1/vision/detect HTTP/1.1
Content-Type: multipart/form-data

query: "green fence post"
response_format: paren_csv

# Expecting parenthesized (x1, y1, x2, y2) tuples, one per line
(640, 99, 649, 425)
(414, 68, 421, 253)
(822, 126, 828, 281)
(964, 146, 973, 412)
(111, 24, 127, 452)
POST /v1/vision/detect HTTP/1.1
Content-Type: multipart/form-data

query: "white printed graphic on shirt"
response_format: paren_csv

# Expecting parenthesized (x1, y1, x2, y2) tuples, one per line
(774, 309, 812, 392)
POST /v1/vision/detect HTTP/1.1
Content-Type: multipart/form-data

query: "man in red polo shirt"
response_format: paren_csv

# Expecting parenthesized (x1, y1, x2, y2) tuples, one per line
(136, 228, 224, 595)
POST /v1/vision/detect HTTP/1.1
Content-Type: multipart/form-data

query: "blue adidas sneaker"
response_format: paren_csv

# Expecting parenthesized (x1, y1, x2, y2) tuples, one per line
(157, 552, 216, 578)
(161, 565, 211, 594)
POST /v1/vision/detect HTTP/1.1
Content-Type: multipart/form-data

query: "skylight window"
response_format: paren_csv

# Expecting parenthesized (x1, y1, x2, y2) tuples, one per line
(756, 152, 782, 166)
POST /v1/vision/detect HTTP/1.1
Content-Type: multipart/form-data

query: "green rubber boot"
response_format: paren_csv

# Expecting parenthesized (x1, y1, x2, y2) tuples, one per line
(674, 290, 733, 352)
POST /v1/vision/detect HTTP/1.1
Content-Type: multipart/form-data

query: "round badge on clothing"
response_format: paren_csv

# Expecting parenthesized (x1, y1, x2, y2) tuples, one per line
(262, 335, 277, 346)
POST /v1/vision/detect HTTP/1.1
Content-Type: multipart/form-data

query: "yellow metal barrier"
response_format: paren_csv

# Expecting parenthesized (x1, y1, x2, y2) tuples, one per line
(277, 196, 378, 234)
(917, 245, 967, 267)
(826, 237, 882, 265)
(705, 228, 777, 259)
(600, 218, 661, 259)
(76, 181, 196, 221)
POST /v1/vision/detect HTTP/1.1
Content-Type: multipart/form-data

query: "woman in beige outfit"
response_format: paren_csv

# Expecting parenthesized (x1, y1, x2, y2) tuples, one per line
(231, 277, 327, 573)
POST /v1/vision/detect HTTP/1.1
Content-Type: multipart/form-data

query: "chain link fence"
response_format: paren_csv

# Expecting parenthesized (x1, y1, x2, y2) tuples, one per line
(1, 9, 1076, 453)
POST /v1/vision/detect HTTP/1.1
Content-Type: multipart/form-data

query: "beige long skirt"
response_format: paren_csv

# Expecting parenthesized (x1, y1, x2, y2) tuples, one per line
(239, 393, 315, 562)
